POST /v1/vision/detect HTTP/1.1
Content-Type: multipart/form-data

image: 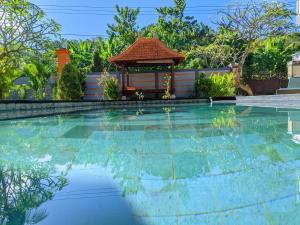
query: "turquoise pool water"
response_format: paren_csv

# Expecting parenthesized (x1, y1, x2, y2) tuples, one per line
(1, 104, 300, 225)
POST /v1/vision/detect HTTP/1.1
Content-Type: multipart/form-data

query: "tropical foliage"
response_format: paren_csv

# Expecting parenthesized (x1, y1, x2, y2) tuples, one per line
(98, 72, 120, 100)
(162, 74, 172, 100)
(24, 61, 52, 100)
(193, 1, 297, 95)
(244, 34, 300, 79)
(56, 63, 83, 100)
(208, 73, 236, 97)
(195, 73, 211, 97)
(142, 0, 214, 51)
(0, 0, 59, 99)
(195, 73, 236, 97)
(107, 5, 140, 52)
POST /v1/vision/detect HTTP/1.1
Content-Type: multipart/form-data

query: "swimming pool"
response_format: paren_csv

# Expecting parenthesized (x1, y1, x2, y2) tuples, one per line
(1, 104, 300, 225)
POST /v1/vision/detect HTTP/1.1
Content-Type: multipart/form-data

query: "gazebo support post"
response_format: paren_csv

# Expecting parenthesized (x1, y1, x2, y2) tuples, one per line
(121, 64, 125, 96)
(171, 63, 175, 95)
(126, 67, 130, 89)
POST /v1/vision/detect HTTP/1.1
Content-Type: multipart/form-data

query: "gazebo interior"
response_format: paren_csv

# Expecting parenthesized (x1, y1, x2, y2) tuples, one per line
(110, 37, 185, 99)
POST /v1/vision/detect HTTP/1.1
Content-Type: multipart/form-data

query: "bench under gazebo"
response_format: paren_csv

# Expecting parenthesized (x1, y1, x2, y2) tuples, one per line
(110, 37, 185, 99)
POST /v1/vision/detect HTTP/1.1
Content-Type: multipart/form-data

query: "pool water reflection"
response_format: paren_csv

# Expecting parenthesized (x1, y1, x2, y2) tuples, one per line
(1, 104, 300, 225)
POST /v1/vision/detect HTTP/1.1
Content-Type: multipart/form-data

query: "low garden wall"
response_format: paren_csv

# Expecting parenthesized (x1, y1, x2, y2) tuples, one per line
(245, 79, 288, 95)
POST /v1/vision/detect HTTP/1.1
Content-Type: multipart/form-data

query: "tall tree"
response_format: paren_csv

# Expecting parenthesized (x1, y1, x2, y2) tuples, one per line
(0, 0, 60, 60)
(107, 5, 140, 51)
(143, 0, 214, 52)
(213, 1, 296, 95)
(97, 37, 120, 72)
(0, 0, 60, 99)
(244, 34, 300, 79)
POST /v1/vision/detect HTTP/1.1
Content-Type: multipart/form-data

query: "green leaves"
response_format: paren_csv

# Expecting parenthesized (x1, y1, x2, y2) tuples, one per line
(68, 39, 94, 73)
(56, 63, 83, 100)
(0, 0, 60, 99)
(150, 0, 214, 52)
(97, 37, 119, 71)
(244, 35, 300, 79)
(107, 5, 140, 52)
(208, 73, 236, 97)
(195, 73, 236, 97)
(98, 73, 120, 100)
(23, 61, 51, 100)
(0, 0, 60, 60)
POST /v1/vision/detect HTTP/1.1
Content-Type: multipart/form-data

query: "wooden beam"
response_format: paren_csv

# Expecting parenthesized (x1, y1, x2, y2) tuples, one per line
(136, 59, 174, 64)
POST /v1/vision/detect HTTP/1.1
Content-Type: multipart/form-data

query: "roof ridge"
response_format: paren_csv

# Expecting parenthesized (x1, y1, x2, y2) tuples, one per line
(110, 37, 185, 65)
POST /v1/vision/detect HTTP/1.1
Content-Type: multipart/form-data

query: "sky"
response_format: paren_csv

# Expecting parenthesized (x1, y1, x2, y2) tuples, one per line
(30, 0, 296, 40)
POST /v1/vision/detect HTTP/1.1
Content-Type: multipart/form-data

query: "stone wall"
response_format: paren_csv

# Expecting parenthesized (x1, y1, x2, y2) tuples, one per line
(0, 99, 208, 120)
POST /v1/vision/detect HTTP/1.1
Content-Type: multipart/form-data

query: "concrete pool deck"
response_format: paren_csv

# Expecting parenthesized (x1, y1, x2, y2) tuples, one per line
(215, 94, 300, 110)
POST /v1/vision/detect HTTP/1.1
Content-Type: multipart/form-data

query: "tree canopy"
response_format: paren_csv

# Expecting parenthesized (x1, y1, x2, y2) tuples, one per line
(0, 0, 60, 99)
(0, 0, 60, 60)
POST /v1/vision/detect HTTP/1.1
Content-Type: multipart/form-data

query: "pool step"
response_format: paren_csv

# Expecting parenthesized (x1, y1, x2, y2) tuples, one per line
(276, 78, 300, 94)
(237, 94, 300, 102)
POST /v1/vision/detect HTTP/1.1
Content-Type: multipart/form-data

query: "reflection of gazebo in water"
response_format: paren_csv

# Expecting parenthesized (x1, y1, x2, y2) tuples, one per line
(110, 38, 185, 99)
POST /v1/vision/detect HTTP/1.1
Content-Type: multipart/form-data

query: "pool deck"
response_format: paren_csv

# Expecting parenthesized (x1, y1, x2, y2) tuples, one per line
(215, 94, 300, 109)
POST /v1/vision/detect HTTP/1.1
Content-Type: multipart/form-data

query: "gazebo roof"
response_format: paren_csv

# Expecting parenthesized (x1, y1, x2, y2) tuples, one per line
(110, 37, 185, 66)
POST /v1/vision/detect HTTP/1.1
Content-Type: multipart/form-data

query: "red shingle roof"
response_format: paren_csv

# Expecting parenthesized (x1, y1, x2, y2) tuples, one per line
(110, 38, 185, 66)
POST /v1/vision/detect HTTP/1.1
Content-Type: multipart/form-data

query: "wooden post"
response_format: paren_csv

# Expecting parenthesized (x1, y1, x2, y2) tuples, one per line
(155, 72, 159, 99)
(121, 65, 125, 94)
(171, 63, 175, 94)
(126, 67, 130, 87)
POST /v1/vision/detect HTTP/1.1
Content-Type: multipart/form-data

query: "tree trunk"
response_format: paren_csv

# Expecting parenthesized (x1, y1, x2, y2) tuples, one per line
(233, 64, 254, 96)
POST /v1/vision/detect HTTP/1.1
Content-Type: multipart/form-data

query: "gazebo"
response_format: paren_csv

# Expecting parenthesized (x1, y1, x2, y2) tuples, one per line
(110, 37, 185, 98)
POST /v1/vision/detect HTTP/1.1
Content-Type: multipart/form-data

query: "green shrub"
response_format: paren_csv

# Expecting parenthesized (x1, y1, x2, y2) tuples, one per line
(195, 72, 236, 97)
(195, 73, 211, 97)
(208, 73, 236, 97)
(24, 62, 51, 100)
(98, 72, 119, 100)
(56, 63, 83, 100)
(16, 84, 30, 100)
(162, 74, 172, 100)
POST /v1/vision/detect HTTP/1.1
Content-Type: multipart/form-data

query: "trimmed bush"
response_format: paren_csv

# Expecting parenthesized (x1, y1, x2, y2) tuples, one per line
(56, 63, 83, 100)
